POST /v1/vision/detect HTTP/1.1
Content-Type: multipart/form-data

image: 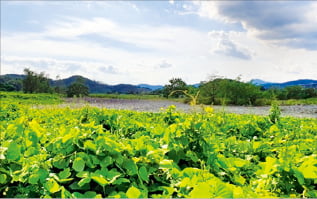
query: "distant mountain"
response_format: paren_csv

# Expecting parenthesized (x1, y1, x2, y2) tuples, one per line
(138, 84, 163, 91)
(2, 74, 316, 93)
(138, 83, 200, 90)
(0, 74, 151, 94)
(250, 79, 317, 89)
(53, 75, 152, 94)
(0, 74, 25, 81)
(191, 83, 200, 88)
(250, 79, 274, 85)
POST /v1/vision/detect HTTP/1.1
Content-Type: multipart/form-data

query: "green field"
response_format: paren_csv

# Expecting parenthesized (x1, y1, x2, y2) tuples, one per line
(0, 93, 317, 198)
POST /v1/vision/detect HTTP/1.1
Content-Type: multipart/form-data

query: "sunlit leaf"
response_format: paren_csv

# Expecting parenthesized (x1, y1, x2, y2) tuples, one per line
(6, 142, 21, 161)
(126, 186, 141, 198)
(72, 157, 85, 172)
(45, 179, 60, 193)
(138, 166, 149, 182)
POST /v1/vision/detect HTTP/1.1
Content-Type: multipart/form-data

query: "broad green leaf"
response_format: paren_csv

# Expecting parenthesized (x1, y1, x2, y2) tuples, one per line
(91, 175, 108, 186)
(28, 131, 39, 146)
(214, 183, 233, 198)
(61, 186, 72, 198)
(78, 177, 91, 187)
(38, 168, 49, 183)
(0, 174, 7, 184)
(72, 157, 85, 172)
(122, 159, 138, 175)
(159, 159, 173, 169)
(84, 191, 97, 198)
(293, 168, 305, 185)
(29, 174, 39, 184)
(76, 171, 90, 178)
(112, 178, 130, 185)
(59, 178, 74, 183)
(298, 156, 317, 179)
(84, 140, 97, 152)
(69, 181, 90, 191)
(100, 156, 113, 168)
(62, 133, 73, 143)
(6, 142, 21, 161)
(29, 120, 42, 136)
(24, 147, 38, 157)
(59, 168, 71, 179)
(72, 192, 85, 198)
(138, 166, 149, 182)
(53, 158, 69, 169)
(189, 183, 212, 198)
(45, 179, 60, 193)
(106, 168, 121, 180)
(126, 186, 141, 198)
(232, 158, 248, 168)
(234, 175, 246, 185)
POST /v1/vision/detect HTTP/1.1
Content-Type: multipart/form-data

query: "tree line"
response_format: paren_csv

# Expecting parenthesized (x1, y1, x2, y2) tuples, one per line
(0, 68, 89, 97)
(158, 77, 317, 105)
(1, 69, 316, 105)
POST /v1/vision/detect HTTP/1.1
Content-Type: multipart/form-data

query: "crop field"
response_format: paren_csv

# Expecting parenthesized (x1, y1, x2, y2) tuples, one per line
(0, 93, 317, 198)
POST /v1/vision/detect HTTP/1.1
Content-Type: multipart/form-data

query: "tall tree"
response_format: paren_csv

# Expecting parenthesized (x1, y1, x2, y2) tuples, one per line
(162, 78, 188, 98)
(66, 77, 89, 97)
(22, 68, 51, 93)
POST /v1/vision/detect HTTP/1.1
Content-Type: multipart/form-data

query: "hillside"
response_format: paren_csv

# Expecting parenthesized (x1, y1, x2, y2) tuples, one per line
(2, 74, 317, 93)
(0, 74, 151, 94)
(250, 79, 317, 89)
(260, 79, 317, 89)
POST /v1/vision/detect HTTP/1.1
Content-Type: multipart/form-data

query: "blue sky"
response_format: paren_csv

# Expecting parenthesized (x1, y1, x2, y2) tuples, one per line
(1, 1, 317, 84)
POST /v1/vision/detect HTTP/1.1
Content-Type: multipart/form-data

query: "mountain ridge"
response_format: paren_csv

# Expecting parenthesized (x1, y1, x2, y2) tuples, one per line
(1, 74, 317, 93)
(251, 78, 317, 89)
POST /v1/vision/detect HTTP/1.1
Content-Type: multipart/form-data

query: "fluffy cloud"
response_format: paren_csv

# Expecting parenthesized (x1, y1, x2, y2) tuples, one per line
(195, 1, 317, 50)
(158, 60, 172, 68)
(98, 65, 118, 74)
(209, 31, 252, 60)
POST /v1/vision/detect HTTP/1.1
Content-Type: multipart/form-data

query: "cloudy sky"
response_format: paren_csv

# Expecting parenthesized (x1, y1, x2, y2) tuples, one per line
(1, 1, 317, 85)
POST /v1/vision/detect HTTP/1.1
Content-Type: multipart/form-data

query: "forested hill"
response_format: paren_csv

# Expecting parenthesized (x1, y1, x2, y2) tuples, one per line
(1, 73, 317, 93)
(251, 79, 317, 89)
(0, 74, 151, 94)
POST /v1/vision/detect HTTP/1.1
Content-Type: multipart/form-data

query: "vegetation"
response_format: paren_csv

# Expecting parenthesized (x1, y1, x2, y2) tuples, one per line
(162, 78, 188, 98)
(161, 77, 317, 106)
(0, 95, 316, 198)
(22, 68, 52, 94)
(0, 75, 23, 92)
(198, 78, 261, 105)
(1, 69, 316, 105)
(0, 91, 63, 105)
(66, 77, 89, 97)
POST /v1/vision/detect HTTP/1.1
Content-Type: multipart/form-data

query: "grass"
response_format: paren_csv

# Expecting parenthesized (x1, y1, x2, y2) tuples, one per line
(0, 91, 63, 105)
(277, 98, 317, 105)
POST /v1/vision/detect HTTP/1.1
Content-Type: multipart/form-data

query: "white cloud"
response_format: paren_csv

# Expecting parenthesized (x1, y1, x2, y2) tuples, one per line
(158, 60, 173, 68)
(193, 1, 317, 51)
(208, 31, 253, 60)
(1, 2, 317, 85)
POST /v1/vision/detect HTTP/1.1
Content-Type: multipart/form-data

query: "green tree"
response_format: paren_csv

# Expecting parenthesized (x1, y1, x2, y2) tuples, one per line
(285, 86, 304, 99)
(198, 78, 261, 105)
(303, 88, 317, 98)
(22, 68, 52, 93)
(66, 77, 89, 97)
(162, 78, 188, 98)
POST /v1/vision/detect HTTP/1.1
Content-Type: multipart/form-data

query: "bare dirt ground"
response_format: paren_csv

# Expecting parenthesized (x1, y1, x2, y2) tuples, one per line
(62, 97, 317, 118)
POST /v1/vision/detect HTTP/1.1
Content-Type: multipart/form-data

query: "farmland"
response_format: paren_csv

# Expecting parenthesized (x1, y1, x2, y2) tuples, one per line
(0, 92, 317, 198)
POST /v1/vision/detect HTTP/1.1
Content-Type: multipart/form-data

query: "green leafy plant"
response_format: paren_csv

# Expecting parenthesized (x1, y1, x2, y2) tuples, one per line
(1, 92, 316, 198)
